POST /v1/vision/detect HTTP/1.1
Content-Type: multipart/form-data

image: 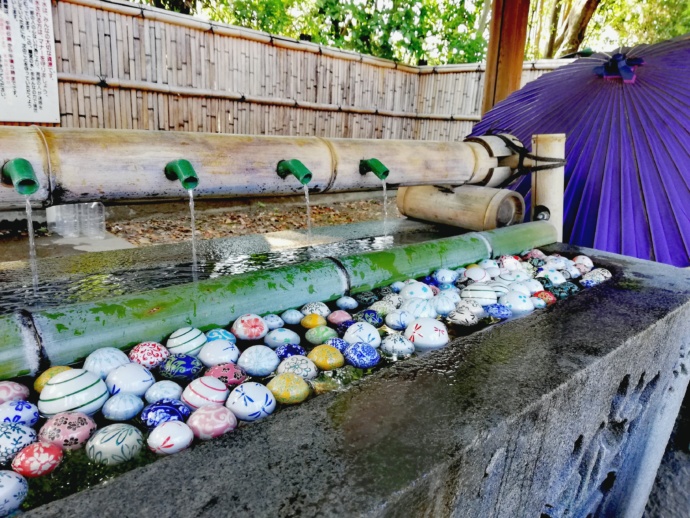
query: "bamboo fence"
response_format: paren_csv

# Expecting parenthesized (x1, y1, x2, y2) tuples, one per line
(4, 0, 571, 140)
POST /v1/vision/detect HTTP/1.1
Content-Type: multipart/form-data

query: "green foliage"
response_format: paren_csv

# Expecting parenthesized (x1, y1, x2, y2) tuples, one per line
(134, 0, 488, 65)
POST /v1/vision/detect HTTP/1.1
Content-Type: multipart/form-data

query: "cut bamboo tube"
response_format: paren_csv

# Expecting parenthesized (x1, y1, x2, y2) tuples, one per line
(531, 134, 566, 242)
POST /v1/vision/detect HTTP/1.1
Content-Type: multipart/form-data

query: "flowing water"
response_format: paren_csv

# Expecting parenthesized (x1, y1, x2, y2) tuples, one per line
(303, 184, 312, 242)
(381, 180, 388, 236)
(25, 197, 38, 294)
(188, 189, 198, 282)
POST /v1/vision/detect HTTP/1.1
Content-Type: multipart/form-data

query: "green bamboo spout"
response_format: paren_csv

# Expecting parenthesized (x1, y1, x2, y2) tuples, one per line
(1, 158, 39, 196)
(164, 159, 199, 190)
(359, 158, 389, 181)
(276, 159, 312, 185)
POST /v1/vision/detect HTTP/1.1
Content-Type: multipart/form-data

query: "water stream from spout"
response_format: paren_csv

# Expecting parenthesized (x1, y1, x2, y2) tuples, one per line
(25, 197, 38, 294)
(382, 179, 388, 236)
(188, 189, 198, 282)
(303, 184, 312, 242)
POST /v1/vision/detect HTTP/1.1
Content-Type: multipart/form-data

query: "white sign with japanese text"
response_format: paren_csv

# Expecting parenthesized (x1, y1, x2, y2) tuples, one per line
(0, 0, 59, 122)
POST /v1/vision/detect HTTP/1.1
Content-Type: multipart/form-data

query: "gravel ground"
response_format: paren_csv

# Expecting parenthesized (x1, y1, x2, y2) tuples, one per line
(107, 198, 400, 246)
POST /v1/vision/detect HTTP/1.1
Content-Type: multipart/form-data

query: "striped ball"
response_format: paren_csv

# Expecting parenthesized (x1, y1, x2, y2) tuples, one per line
(460, 283, 498, 307)
(166, 327, 207, 357)
(38, 369, 109, 417)
(181, 377, 230, 410)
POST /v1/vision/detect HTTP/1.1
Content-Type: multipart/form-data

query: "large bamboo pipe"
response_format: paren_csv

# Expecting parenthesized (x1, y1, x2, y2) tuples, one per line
(0, 222, 556, 379)
(0, 127, 517, 210)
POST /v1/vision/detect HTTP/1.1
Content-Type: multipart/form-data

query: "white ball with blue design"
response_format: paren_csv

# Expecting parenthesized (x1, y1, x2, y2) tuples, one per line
(0, 400, 39, 427)
(237, 346, 280, 377)
(84, 347, 130, 380)
(499, 291, 535, 315)
(198, 340, 240, 367)
(262, 314, 285, 329)
(264, 328, 301, 349)
(102, 393, 144, 421)
(281, 309, 304, 325)
(106, 364, 155, 397)
(385, 310, 413, 331)
(205, 328, 237, 344)
(145, 380, 183, 404)
(336, 296, 358, 310)
(343, 322, 381, 349)
(226, 382, 276, 422)
(0, 470, 27, 516)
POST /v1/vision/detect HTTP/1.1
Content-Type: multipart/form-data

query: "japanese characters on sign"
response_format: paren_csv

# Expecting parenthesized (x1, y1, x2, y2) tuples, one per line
(0, 0, 59, 122)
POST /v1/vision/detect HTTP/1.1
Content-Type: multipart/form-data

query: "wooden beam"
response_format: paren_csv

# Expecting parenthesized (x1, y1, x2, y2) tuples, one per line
(482, 0, 531, 115)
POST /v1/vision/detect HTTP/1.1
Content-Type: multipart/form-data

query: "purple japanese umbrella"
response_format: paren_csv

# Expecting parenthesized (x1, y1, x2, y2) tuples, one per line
(470, 35, 690, 267)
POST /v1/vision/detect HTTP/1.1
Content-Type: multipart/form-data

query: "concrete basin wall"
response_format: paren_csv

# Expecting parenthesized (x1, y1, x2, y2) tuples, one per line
(27, 244, 690, 517)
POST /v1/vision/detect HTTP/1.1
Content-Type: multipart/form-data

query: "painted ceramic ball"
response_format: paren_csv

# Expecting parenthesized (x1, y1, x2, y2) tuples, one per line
(423, 275, 439, 287)
(520, 279, 544, 295)
(267, 373, 310, 405)
(390, 281, 405, 293)
(528, 257, 547, 268)
(38, 369, 109, 417)
(308, 345, 345, 371)
(580, 279, 597, 288)
(262, 314, 285, 330)
(204, 363, 248, 388)
(300, 301, 331, 317)
(353, 291, 379, 306)
(573, 255, 594, 272)
(385, 310, 414, 331)
(478, 258, 499, 270)
(166, 327, 207, 357)
(534, 291, 558, 306)
(140, 398, 191, 429)
(537, 277, 555, 292)
(584, 268, 612, 282)
(383, 293, 403, 308)
(353, 309, 384, 328)
(368, 300, 395, 317)
(237, 345, 280, 377)
(12, 441, 63, 477)
(205, 328, 237, 343)
(433, 268, 459, 284)
(344, 342, 380, 369)
(498, 255, 521, 271)
(0, 471, 28, 516)
(106, 363, 155, 397)
(187, 404, 237, 440)
(343, 321, 382, 348)
(519, 261, 537, 277)
(488, 281, 510, 297)
(145, 380, 183, 404)
(181, 376, 230, 410)
(0, 400, 39, 427)
(499, 291, 534, 315)
(300, 313, 327, 329)
(226, 382, 276, 422)
(530, 296, 547, 309)
(264, 328, 301, 349)
(128, 342, 170, 369)
(447, 307, 479, 326)
(455, 299, 487, 319)
(336, 320, 357, 337)
(545, 255, 568, 270)
(380, 334, 415, 359)
(399, 282, 433, 301)
(86, 423, 144, 466)
(148, 421, 194, 455)
(484, 304, 513, 320)
(327, 310, 353, 326)
(324, 337, 350, 353)
(39, 412, 96, 450)
(159, 354, 204, 383)
(231, 314, 269, 341)
(461, 268, 489, 284)
(404, 318, 449, 352)
(34, 366, 72, 394)
(522, 248, 547, 260)
(305, 326, 339, 345)
(198, 339, 240, 367)
(400, 297, 437, 319)
(432, 295, 456, 317)
(102, 393, 144, 421)
(460, 283, 498, 307)
(373, 286, 395, 299)
(83, 347, 130, 380)
(280, 309, 304, 325)
(277, 355, 319, 380)
(536, 268, 567, 286)
(275, 344, 308, 360)
(335, 296, 358, 311)
(0, 423, 36, 463)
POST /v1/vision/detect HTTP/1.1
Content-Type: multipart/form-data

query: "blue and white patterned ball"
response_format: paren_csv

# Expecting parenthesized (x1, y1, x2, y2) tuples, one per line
(380, 335, 415, 359)
(262, 314, 285, 330)
(0, 400, 39, 427)
(335, 296, 358, 311)
(83, 347, 130, 380)
(433, 268, 459, 284)
(0, 424, 36, 464)
(102, 393, 144, 421)
(226, 382, 276, 422)
(159, 354, 204, 383)
(281, 309, 304, 325)
(140, 398, 191, 429)
(484, 304, 513, 320)
(390, 281, 405, 293)
(145, 380, 183, 404)
(344, 342, 380, 369)
(275, 344, 308, 360)
(205, 328, 237, 344)
(237, 346, 280, 377)
(324, 337, 350, 353)
(0, 470, 28, 516)
(264, 328, 301, 349)
(385, 310, 413, 331)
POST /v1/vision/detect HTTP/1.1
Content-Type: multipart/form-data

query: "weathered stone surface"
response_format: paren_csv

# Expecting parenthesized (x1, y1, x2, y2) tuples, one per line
(26, 244, 690, 517)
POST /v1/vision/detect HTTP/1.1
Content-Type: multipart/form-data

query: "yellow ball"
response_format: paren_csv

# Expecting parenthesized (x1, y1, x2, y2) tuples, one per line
(307, 345, 345, 371)
(301, 313, 327, 329)
(34, 365, 72, 393)
(465, 264, 480, 269)
(267, 373, 310, 404)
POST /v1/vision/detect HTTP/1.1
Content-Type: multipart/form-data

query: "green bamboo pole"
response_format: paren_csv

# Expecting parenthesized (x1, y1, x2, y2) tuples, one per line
(483, 221, 557, 258)
(0, 314, 36, 378)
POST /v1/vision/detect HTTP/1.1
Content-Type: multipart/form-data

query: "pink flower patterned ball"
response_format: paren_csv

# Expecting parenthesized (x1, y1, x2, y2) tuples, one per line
(11, 442, 63, 477)
(187, 404, 237, 440)
(39, 412, 97, 451)
(204, 363, 247, 388)
(231, 314, 269, 341)
(0, 382, 29, 405)
(129, 342, 170, 369)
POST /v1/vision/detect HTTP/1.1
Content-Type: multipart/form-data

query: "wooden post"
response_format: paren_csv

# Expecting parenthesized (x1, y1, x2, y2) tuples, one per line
(481, 0, 531, 115)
